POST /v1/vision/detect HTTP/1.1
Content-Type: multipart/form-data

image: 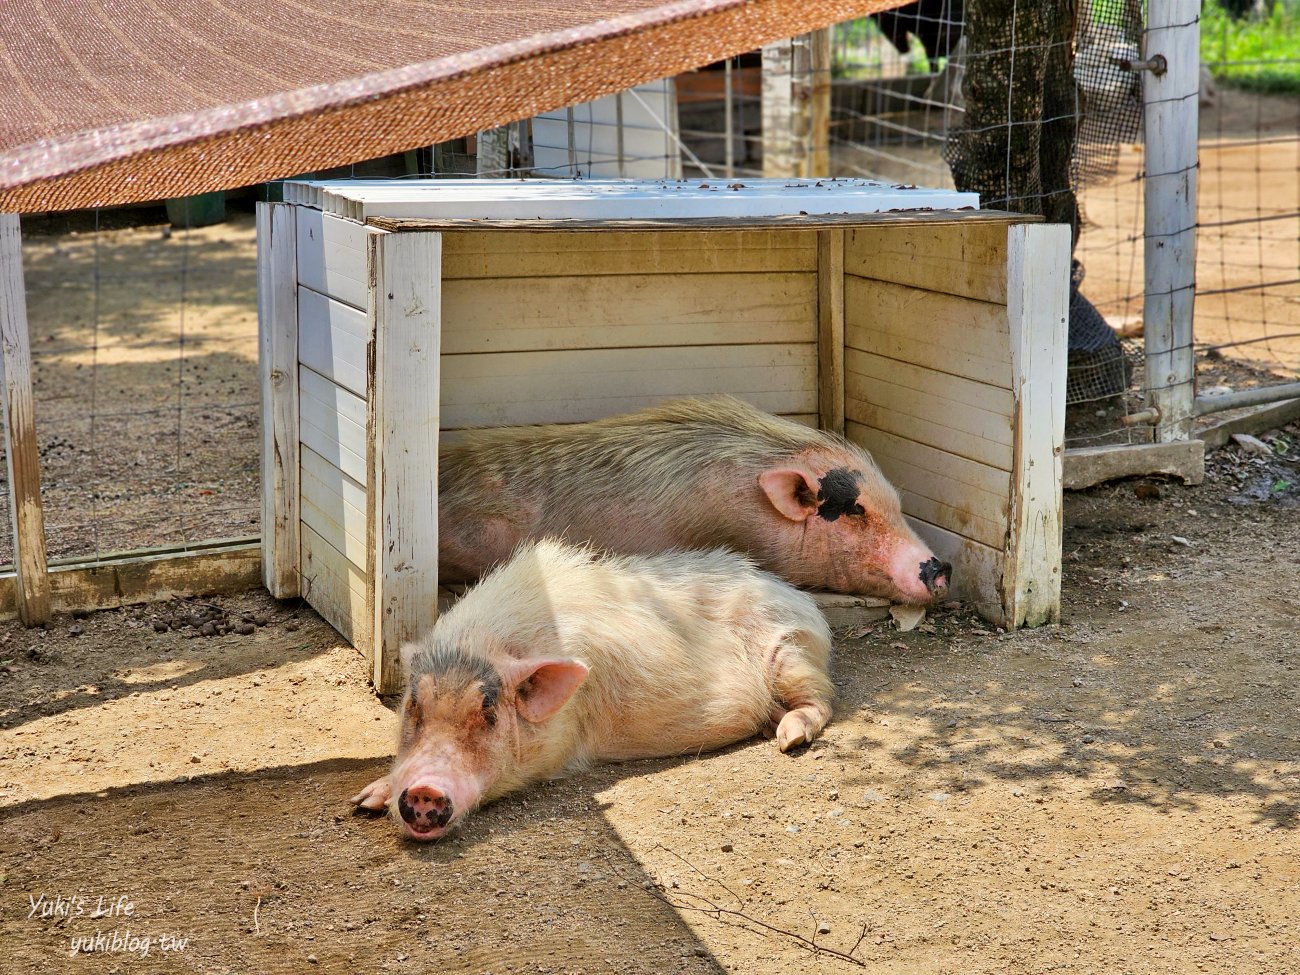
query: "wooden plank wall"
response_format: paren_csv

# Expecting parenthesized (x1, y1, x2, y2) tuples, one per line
(842, 222, 1016, 624)
(294, 209, 378, 656)
(842, 221, 1067, 627)
(1004, 224, 1069, 626)
(438, 229, 820, 429)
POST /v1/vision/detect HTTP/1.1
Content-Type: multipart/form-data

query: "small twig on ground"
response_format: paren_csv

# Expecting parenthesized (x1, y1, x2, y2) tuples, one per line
(849, 922, 869, 957)
(653, 843, 744, 904)
(1033, 715, 1074, 723)
(253, 896, 261, 936)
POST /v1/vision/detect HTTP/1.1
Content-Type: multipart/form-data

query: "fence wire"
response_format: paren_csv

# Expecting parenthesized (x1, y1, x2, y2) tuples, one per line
(7, 205, 262, 570)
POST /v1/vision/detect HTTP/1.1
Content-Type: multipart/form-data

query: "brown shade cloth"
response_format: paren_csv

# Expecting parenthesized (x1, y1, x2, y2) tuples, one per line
(1, 0, 899, 213)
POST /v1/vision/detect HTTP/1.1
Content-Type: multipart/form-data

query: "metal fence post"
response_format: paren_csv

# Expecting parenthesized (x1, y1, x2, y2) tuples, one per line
(1142, 1, 1200, 442)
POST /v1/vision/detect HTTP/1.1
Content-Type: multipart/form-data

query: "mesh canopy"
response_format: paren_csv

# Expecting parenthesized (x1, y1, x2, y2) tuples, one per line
(0, 0, 900, 212)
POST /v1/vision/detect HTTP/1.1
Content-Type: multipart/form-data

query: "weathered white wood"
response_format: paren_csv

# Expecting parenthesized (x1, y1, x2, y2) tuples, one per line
(0, 212, 50, 624)
(294, 208, 374, 311)
(0, 538, 261, 619)
(844, 276, 1012, 387)
(847, 422, 1010, 551)
(438, 413, 819, 449)
(845, 223, 1010, 303)
(298, 365, 368, 485)
(300, 445, 368, 571)
(257, 203, 300, 599)
(442, 272, 816, 354)
(370, 230, 442, 695)
(297, 285, 369, 398)
(441, 344, 817, 429)
(845, 347, 1014, 417)
(845, 381, 1014, 473)
(300, 522, 369, 649)
(843, 347, 1016, 446)
(291, 177, 977, 222)
(762, 37, 809, 178)
(376, 212, 1019, 236)
(1196, 399, 1300, 452)
(817, 229, 844, 434)
(477, 125, 511, 177)
(1142, 6, 1199, 442)
(1003, 224, 1069, 626)
(441, 230, 818, 278)
(1063, 440, 1205, 490)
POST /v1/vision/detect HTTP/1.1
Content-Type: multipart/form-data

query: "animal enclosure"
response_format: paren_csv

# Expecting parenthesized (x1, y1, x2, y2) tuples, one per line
(259, 178, 1069, 693)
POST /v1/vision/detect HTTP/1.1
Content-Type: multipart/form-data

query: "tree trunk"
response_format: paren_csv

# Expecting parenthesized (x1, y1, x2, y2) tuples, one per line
(946, 0, 1079, 242)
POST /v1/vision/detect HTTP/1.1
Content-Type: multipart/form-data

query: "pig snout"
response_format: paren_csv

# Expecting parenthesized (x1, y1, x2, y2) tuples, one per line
(887, 544, 952, 604)
(397, 784, 455, 840)
(919, 556, 952, 597)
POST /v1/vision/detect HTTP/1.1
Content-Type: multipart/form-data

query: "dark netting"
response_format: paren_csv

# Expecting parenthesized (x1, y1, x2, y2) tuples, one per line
(1067, 259, 1132, 404)
(1073, 0, 1144, 187)
(942, 0, 1142, 405)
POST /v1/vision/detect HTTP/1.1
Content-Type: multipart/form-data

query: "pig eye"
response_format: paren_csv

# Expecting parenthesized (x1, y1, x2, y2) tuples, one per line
(481, 695, 497, 726)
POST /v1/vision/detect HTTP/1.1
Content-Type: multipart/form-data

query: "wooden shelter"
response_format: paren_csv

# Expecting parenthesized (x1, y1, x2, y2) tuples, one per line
(262, 179, 1068, 693)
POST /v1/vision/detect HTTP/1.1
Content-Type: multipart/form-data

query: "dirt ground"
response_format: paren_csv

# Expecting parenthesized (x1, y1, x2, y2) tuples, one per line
(2, 420, 1298, 975)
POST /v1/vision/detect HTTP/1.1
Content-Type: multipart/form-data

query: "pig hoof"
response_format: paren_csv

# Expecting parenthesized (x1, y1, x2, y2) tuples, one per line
(775, 712, 815, 753)
(350, 776, 393, 813)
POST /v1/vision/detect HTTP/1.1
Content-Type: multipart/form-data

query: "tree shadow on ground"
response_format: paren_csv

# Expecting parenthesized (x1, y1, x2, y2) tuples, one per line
(825, 563, 1299, 830)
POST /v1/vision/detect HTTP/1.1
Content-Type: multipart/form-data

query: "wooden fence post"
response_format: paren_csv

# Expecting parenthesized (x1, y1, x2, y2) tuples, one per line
(257, 203, 301, 599)
(0, 213, 51, 625)
(763, 32, 832, 178)
(810, 27, 833, 177)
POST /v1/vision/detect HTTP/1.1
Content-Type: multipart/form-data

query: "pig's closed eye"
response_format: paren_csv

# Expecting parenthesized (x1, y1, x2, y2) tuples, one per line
(482, 695, 497, 726)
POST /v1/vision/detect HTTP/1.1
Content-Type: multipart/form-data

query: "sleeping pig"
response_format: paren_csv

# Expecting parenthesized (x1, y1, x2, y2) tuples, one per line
(438, 396, 950, 605)
(351, 538, 834, 841)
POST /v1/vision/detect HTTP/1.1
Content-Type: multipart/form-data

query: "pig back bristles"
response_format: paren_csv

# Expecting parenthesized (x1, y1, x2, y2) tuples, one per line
(439, 395, 880, 521)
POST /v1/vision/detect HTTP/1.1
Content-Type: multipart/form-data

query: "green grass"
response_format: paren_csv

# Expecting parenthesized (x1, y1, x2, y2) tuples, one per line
(1201, 0, 1300, 93)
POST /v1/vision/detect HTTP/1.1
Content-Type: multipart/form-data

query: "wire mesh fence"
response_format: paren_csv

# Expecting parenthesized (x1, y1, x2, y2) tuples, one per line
(4, 206, 262, 571)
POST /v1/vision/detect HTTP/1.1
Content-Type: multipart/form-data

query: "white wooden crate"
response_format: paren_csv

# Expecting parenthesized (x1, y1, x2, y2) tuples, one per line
(260, 179, 1068, 693)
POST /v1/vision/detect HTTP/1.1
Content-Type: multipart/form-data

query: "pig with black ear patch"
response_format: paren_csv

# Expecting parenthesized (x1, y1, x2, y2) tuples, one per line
(438, 396, 951, 605)
(351, 538, 834, 841)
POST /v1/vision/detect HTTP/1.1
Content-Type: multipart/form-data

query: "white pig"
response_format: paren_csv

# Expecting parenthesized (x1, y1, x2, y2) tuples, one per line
(351, 539, 834, 841)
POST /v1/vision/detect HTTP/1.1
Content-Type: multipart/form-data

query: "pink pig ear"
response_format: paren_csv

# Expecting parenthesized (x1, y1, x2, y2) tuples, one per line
(758, 469, 820, 522)
(506, 658, 590, 724)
